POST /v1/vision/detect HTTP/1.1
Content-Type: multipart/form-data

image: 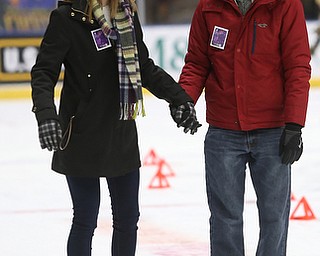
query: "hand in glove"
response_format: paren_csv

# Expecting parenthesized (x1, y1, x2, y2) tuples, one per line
(38, 119, 62, 151)
(279, 123, 303, 165)
(170, 102, 202, 135)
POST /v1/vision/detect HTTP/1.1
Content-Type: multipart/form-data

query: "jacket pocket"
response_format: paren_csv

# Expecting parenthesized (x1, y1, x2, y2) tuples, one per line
(59, 115, 75, 151)
(250, 18, 279, 55)
(251, 20, 257, 54)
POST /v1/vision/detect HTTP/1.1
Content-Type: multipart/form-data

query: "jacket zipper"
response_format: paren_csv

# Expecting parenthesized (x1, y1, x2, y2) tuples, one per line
(251, 20, 257, 54)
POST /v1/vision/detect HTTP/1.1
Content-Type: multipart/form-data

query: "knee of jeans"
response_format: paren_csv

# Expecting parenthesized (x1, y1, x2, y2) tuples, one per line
(113, 214, 140, 231)
(72, 212, 98, 231)
(71, 220, 97, 235)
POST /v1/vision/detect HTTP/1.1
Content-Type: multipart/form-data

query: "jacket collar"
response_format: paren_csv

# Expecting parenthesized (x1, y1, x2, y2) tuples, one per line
(71, 0, 89, 14)
(58, 0, 98, 25)
(229, 0, 281, 4)
(222, 0, 282, 8)
(58, 0, 73, 7)
(213, 0, 283, 12)
(58, 0, 89, 15)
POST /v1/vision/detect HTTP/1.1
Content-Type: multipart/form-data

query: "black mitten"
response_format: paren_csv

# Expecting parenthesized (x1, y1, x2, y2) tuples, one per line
(279, 123, 303, 165)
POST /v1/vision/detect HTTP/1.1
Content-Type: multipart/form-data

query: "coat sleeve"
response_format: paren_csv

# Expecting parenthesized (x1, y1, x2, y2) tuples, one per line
(178, 0, 211, 104)
(280, 0, 311, 126)
(134, 13, 193, 106)
(31, 8, 71, 124)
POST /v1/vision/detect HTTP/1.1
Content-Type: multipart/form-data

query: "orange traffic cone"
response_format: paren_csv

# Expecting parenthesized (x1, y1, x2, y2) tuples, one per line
(148, 160, 176, 189)
(143, 149, 161, 166)
(290, 197, 316, 220)
(157, 159, 175, 177)
(144, 150, 175, 189)
(148, 167, 171, 189)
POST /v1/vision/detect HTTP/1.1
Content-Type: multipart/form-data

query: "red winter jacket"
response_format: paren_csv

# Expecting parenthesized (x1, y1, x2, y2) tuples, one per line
(179, 0, 311, 131)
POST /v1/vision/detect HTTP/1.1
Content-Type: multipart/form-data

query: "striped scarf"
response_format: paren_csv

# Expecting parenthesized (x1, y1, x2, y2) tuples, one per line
(92, 0, 145, 120)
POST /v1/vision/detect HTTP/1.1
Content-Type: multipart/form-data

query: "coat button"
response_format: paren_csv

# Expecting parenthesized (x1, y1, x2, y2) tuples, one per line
(90, 19, 94, 24)
(70, 12, 75, 17)
(82, 17, 86, 21)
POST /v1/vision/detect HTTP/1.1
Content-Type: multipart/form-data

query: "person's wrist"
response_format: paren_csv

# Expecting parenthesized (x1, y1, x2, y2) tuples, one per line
(285, 123, 302, 132)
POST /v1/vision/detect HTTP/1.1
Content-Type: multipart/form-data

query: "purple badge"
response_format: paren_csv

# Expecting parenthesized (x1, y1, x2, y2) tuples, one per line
(210, 26, 229, 50)
(91, 28, 112, 51)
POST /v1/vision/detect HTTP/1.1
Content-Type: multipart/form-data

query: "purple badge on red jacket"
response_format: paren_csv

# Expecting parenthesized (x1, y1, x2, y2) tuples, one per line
(210, 26, 229, 50)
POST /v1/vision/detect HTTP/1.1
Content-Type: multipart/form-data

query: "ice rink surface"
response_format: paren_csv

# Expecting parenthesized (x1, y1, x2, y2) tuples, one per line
(0, 88, 320, 256)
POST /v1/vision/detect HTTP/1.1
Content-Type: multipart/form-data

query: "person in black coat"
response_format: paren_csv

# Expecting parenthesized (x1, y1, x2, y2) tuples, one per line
(31, 0, 201, 255)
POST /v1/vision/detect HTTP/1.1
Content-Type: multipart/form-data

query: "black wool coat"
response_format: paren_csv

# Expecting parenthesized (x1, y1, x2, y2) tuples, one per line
(31, 1, 192, 177)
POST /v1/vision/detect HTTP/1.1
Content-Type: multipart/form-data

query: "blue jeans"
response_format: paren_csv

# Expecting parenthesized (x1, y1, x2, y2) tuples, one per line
(66, 170, 140, 256)
(204, 126, 291, 256)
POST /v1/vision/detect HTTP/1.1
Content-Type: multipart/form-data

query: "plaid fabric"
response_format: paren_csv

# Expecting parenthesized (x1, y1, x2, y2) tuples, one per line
(38, 119, 62, 151)
(92, 1, 117, 40)
(170, 102, 201, 135)
(92, 0, 145, 120)
(171, 102, 196, 126)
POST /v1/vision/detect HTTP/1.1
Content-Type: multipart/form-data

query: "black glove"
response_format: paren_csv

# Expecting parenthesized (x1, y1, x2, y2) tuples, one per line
(170, 102, 202, 135)
(38, 119, 62, 151)
(279, 123, 303, 165)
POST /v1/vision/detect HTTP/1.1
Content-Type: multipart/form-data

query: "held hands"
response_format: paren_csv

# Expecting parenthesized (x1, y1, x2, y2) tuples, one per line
(279, 123, 303, 165)
(38, 119, 62, 151)
(170, 102, 202, 135)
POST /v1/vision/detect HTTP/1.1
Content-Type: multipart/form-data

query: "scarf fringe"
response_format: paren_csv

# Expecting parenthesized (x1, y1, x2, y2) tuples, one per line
(120, 100, 146, 120)
(133, 99, 146, 119)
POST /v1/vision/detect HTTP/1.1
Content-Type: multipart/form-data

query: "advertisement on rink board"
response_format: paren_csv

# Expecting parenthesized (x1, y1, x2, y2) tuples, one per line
(0, 1, 320, 85)
(0, 0, 56, 82)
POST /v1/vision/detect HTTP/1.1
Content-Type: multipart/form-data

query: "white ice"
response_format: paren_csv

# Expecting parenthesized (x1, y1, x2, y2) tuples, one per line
(0, 87, 320, 256)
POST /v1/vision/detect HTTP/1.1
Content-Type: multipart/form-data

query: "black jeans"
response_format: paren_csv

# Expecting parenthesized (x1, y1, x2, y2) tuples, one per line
(66, 170, 140, 256)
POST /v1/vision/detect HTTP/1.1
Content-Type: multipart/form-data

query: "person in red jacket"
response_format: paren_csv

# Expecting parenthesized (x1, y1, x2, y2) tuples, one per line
(173, 0, 311, 255)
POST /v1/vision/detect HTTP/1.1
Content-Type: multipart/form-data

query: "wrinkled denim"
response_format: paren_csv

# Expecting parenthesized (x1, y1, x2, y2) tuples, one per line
(204, 126, 291, 256)
(66, 170, 140, 256)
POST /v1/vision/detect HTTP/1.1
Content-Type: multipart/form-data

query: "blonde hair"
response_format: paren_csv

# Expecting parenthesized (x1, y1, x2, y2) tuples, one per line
(88, 0, 137, 19)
